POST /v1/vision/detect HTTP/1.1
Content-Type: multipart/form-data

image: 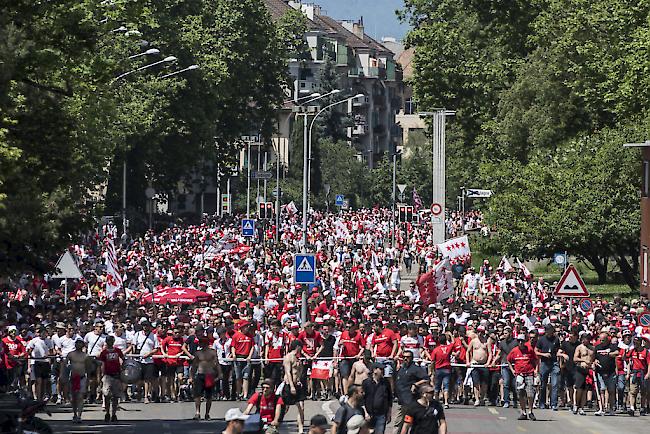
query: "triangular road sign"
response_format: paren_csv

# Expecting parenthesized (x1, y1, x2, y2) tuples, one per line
(554, 264, 590, 297)
(51, 251, 83, 279)
(297, 258, 313, 272)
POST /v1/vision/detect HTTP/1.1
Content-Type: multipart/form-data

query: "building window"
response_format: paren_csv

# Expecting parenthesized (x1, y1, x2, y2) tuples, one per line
(641, 160, 650, 197)
(405, 98, 418, 115)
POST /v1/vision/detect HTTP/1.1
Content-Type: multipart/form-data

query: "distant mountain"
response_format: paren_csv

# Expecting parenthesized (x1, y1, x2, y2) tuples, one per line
(314, 0, 409, 41)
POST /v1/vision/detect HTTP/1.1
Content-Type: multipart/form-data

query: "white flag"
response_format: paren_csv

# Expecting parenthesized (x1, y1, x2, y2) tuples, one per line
(436, 235, 471, 263)
(516, 258, 532, 279)
(434, 258, 454, 302)
(104, 237, 123, 299)
(499, 256, 513, 272)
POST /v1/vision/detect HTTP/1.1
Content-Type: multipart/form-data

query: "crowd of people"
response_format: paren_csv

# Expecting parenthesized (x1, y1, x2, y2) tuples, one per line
(0, 208, 649, 434)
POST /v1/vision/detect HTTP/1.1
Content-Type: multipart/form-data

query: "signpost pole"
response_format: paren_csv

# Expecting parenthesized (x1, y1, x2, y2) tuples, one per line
(392, 153, 397, 248)
(566, 251, 571, 323)
(247, 141, 251, 218)
(64, 279, 68, 305)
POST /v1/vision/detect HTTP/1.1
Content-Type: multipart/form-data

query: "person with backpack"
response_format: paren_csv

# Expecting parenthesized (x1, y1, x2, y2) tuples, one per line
(244, 378, 283, 434)
(331, 385, 365, 434)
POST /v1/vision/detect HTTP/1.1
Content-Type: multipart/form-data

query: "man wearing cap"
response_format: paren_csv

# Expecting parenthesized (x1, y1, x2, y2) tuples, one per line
(3, 325, 27, 390)
(625, 335, 649, 416)
(362, 362, 392, 434)
(131, 320, 160, 403)
(400, 383, 447, 434)
(223, 408, 249, 434)
(244, 378, 284, 434)
(593, 330, 618, 416)
(25, 326, 53, 401)
(83, 320, 106, 403)
(535, 324, 561, 410)
(506, 334, 538, 421)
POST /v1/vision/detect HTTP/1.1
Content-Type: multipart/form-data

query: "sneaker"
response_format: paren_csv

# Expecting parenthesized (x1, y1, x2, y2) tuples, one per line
(594, 410, 604, 416)
(606, 410, 615, 416)
(572, 407, 578, 415)
(205, 415, 211, 421)
(503, 402, 510, 408)
(539, 404, 546, 410)
(56, 396, 63, 405)
(193, 414, 200, 420)
(640, 409, 647, 416)
(444, 403, 450, 409)
(628, 409, 635, 417)
(474, 399, 480, 407)
(518, 413, 528, 420)
(104, 413, 110, 422)
(111, 415, 118, 422)
(578, 409, 586, 416)
(552, 407, 558, 411)
(528, 413, 536, 421)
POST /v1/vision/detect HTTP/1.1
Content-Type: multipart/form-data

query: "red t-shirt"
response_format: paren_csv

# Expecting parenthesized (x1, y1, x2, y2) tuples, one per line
(2, 337, 25, 369)
(231, 331, 254, 357)
(431, 344, 453, 370)
(248, 392, 284, 423)
(452, 337, 467, 363)
(423, 335, 437, 352)
(265, 331, 285, 362)
(338, 331, 364, 358)
(162, 336, 184, 366)
(298, 330, 322, 357)
(626, 348, 649, 372)
(98, 347, 124, 376)
(507, 345, 537, 375)
(372, 329, 397, 358)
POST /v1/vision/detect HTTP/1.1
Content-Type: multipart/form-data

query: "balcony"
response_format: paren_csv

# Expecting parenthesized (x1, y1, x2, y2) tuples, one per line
(352, 124, 367, 135)
(352, 95, 369, 107)
(297, 80, 318, 94)
(367, 66, 379, 78)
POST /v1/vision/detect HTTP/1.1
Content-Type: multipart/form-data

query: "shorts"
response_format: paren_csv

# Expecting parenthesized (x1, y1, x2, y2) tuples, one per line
(470, 367, 489, 385)
(376, 358, 395, 377)
(596, 372, 616, 393)
(516, 374, 535, 398)
(281, 381, 306, 405)
(32, 361, 50, 380)
(339, 359, 353, 378)
(233, 360, 251, 380)
(434, 368, 451, 392)
(70, 373, 87, 394)
(102, 375, 123, 397)
(0, 369, 8, 387)
(141, 363, 159, 380)
(163, 365, 184, 376)
(86, 357, 101, 376)
(563, 368, 575, 388)
(193, 374, 214, 399)
(574, 366, 588, 390)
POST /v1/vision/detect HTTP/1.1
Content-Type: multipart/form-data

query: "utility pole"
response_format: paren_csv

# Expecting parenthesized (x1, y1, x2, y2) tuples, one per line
(301, 112, 309, 324)
(246, 140, 251, 218)
(391, 152, 397, 248)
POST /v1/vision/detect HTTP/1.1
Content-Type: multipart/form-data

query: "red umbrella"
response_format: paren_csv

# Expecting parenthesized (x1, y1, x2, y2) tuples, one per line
(141, 287, 212, 305)
(230, 244, 251, 255)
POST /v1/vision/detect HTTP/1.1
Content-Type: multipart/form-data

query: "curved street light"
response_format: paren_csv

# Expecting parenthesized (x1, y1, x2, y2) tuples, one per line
(128, 48, 160, 59)
(160, 64, 199, 79)
(114, 55, 176, 81)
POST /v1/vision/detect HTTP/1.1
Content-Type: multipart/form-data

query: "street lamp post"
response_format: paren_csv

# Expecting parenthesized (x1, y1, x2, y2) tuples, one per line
(392, 152, 397, 247)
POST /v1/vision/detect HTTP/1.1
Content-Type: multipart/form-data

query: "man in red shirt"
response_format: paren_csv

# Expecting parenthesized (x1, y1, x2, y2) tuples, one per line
(98, 335, 124, 422)
(371, 321, 398, 391)
(2, 326, 26, 390)
(264, 320, 285, 387)
(161, 326, 189, 402)
(297, 322, 322, 400)
(230, 321, 255, 400)
(337, 321, 365, 395)
(430, 334, 453, 408)
(626, 335, 650, 416)
(243, 379, 284, 431)
(506, 334, 538, 421)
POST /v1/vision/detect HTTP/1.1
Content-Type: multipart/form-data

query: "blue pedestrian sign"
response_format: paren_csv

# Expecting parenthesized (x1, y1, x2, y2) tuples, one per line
(294, 254, 316, 284)
(241, 219, 256, 237)
(335, 194, 345, 206)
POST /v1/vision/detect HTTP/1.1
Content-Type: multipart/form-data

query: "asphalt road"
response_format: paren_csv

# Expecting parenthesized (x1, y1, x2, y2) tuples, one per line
(47, 399, 650, 434)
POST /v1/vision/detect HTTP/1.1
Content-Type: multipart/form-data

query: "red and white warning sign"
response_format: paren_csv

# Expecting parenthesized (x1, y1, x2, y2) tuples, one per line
(554, 264, 590, 297)
(430, 203, 442, 216)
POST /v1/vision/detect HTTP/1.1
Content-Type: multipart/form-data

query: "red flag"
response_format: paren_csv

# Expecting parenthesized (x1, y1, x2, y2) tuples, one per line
(416, 270, 437, 308)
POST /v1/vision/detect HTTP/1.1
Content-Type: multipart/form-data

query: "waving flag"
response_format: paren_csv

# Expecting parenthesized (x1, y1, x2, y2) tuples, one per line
(436, 235, 471, 264)
(412, 188, 423, 211)
(434, 258, 454, 302)
(499, 256, 513, 272)
(516, 258, 532, 280)
(105, 237, 123, 299)
(416, 269, 437, 307)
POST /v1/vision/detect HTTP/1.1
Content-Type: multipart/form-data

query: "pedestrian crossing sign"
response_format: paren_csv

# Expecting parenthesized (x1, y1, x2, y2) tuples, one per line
(294, 254, 316, 284)
(241, 219, 256, 237)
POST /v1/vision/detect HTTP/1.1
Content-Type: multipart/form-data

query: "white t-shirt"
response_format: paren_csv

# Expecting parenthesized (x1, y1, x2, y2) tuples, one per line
(54, 334, 78, 357)
(131, 330, 159, 363)
(26, 337, 53, 365)
(111, 333, 128, 351)
(84, 332, 106, 357)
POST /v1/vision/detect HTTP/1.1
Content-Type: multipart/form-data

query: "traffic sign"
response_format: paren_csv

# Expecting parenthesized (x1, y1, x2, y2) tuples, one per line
(430, 202, 442, 216)
(51, 251, 83, 279)
(639, 312, 650, 327)
(294, 254, 316, 284)
(342, 199, 349, 210)
(553, 253, 567, 266)
(241, 219, 256, 237)
(252, 170, 273, 180)
(554, 264, 590, 297)
(579, 298, 592, 312)
(397, 184, 407, 194)
(335, 194, 345, 207)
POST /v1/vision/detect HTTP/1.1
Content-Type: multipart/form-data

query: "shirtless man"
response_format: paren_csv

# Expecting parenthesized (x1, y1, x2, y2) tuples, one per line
(190, 335, 222, 420)
(466, 325, 490, 406)
(66, 339, 89, 424)
(283, 340, 305, 433)
(349, 350, 372, 389)
(572, 332, 595, 415)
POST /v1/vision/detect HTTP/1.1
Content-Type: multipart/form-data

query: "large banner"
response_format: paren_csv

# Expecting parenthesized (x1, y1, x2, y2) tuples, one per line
(105, 237, 123, 299)
(437, 235, 471, 264)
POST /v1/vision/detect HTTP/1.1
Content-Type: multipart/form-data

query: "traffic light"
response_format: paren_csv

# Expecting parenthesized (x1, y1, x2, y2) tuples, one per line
(406, 206, 414, 223)
(265, 202, 274, 220)
(399, 206, 407, 223)
(258, 202, 266, 219)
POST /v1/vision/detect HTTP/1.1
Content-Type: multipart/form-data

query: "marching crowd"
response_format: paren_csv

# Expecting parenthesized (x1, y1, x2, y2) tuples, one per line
(0, 208, 649, 434)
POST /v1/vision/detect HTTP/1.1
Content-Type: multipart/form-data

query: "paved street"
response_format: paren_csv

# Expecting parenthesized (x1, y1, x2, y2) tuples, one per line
(47, 399, 650, 434)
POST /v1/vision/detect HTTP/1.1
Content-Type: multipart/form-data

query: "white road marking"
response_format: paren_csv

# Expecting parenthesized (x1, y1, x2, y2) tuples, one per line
(322, 400, 337, 419)
(488, 407, 499, 415)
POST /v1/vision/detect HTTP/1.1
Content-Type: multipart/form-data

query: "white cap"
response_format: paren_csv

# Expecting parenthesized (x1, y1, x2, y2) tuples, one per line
(224, 408, 250, 422)
(7, 325, 17, 332)
(346, 414, 366, 434)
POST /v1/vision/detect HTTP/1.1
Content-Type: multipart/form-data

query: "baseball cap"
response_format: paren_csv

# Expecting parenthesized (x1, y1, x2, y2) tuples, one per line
(290, 322, 300, 329)
(346, 415, 367, 434)
(516, 333, 526, 340)
(224, 408, 250, 422)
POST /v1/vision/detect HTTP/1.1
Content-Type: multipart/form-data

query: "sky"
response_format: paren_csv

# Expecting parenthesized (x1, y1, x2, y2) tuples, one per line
(313, 0, 409, 41)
